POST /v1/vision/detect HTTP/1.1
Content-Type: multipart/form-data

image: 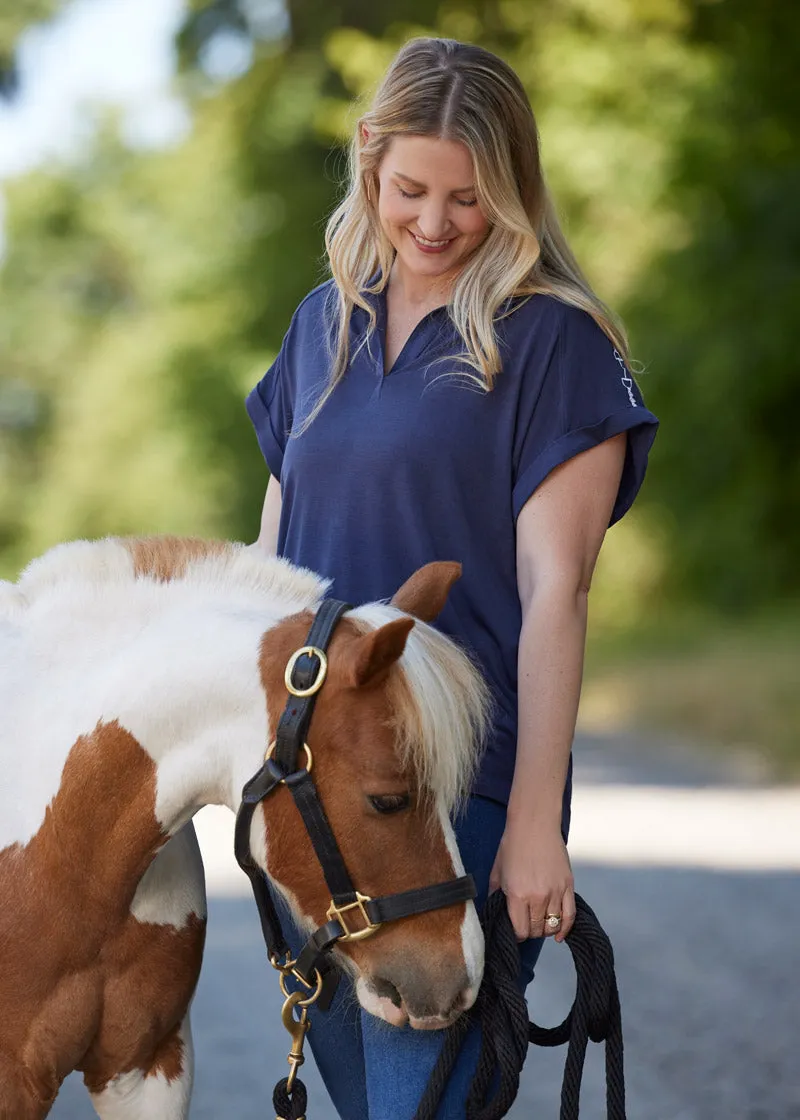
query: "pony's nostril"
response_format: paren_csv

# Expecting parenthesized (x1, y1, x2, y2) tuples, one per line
(450, 985, 477, 1016)
(371, 976, 403, 1009)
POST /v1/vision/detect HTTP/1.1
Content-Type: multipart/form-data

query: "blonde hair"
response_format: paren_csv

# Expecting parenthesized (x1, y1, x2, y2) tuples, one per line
(314, 37, 629, 422)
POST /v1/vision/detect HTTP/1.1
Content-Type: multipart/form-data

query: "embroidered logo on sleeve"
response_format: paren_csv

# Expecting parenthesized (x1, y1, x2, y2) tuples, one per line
(613, 349, 638, 407)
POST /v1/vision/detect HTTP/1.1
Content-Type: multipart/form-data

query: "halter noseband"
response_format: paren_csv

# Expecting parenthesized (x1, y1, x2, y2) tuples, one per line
(233, 597, 477, 1013)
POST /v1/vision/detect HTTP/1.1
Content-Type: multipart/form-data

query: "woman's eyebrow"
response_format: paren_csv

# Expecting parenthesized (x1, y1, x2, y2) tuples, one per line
(393, 171, 475, 193)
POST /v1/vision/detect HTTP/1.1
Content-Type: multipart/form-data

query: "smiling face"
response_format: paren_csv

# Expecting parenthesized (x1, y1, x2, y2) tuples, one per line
(374, 134, 490, 291)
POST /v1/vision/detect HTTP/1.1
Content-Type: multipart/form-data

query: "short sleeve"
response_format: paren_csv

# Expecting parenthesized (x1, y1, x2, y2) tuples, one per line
(512, 304, 659, 525)
(246, 335, 294, 482)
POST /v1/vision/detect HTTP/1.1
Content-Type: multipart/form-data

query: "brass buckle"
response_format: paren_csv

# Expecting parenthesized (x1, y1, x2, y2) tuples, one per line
(326, 892, 380, 942)
(285, 646, 328, 697)
(264, 741, 313, 775)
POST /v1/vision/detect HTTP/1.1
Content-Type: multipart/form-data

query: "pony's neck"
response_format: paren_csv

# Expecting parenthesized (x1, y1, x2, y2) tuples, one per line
(114, 601, 280, 831)
(4, 586, 286, 858)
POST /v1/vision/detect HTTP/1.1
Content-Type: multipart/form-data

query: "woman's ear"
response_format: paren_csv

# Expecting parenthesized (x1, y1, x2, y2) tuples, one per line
(360, 123, 370, 145)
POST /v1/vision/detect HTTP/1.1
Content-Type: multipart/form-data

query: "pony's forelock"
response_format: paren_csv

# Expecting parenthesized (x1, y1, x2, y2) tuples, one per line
(350, 602, 490, 812)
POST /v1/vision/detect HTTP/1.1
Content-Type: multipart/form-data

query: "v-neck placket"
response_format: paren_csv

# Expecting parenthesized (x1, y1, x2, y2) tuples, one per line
(368, 287, 449, 394)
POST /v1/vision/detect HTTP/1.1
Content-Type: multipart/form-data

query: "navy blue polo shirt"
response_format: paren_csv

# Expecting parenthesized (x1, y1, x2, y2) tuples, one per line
(246, 280, 658, 810)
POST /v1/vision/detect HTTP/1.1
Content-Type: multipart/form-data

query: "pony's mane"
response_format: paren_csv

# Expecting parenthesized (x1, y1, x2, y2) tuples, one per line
(14, 536, 329, 614)
(351, 602, 491, 813)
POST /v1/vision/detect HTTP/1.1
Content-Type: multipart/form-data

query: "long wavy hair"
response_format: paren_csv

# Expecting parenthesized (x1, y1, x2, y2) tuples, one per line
(314, 37, 629, 424)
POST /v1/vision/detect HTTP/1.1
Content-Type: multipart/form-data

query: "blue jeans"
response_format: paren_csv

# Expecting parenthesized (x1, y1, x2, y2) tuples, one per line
(278, 795, 549, 1119)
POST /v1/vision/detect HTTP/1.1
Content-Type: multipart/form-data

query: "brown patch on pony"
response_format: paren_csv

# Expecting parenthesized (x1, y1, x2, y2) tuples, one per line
(79, 915, 203, 1094)
(146, 1020, 185, 1083)
(257, 613, 468, 1010)
(123, 536, 230, 583)
(0, 721, 202, 1111)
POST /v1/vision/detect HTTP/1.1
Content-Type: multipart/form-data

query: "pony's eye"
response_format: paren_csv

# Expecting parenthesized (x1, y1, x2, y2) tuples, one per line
(368, 793, 411, 815)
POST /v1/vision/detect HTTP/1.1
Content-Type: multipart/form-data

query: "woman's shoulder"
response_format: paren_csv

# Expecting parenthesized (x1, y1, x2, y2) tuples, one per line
(290, 278, 337, 325)
(499, 293, 619, 368)
(500, 291, 596, 334)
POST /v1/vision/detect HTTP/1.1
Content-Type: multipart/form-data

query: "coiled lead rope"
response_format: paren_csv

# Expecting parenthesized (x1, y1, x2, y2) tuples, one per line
(274, 1075, 307, 1120)
(413, 892, 626, 1120)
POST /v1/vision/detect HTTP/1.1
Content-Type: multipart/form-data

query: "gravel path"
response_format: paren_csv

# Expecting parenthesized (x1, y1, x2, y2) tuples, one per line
(52, 732, 800, 1119)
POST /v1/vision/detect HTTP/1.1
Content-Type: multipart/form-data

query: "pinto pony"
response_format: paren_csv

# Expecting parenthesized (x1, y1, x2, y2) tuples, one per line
(0, 537, 489, 1120)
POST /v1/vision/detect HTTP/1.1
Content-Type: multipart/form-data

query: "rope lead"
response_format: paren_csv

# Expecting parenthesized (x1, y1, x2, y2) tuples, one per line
(414, 892, 626, 1120)
(274, 1075, 308, 1120)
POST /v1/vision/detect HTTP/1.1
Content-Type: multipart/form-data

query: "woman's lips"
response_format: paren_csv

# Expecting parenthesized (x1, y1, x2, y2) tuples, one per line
(408, 229, 456, 254)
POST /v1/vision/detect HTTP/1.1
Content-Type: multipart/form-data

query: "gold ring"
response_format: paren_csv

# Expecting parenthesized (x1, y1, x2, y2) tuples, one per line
(279, 966, 324, 1006)
(264, 741, 313, 774)
(545, 914, 562, 930)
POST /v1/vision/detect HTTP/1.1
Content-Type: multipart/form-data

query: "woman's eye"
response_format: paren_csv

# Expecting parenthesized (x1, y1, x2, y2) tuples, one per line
(368, 793, 411, 815)
(397, 187, 477, 208)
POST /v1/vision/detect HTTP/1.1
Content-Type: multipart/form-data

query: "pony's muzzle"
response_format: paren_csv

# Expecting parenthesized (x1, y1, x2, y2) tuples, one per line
(359, 958, 477, 1029)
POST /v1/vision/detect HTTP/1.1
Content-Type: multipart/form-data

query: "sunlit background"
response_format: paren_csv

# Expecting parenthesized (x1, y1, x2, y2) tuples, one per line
(1, 2, 798, 1117)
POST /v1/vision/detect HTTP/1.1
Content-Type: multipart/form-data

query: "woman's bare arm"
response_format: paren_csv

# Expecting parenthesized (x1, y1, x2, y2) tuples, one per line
(490, 432, 627, 942)
(253, 475, 282, 555)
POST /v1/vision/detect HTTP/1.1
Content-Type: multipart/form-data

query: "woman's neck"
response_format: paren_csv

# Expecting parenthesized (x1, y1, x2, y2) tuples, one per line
(388, 258, 455, 311)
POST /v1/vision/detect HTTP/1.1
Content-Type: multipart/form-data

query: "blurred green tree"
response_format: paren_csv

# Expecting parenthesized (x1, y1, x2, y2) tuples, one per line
(625, 0, 800, 610)
(0, 0, 797, 616)
(0, 1, 59, 95)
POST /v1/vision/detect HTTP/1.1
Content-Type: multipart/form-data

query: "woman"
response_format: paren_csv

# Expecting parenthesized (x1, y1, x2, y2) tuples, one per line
(247, 36, 658, 1119)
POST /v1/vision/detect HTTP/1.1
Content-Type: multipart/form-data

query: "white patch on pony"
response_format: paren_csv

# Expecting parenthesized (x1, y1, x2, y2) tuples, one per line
(88, 1016, 194, 1120)
(439, 802, 484, 1006)
(0, 578, 25, 621)
(130, 823, 207, 927)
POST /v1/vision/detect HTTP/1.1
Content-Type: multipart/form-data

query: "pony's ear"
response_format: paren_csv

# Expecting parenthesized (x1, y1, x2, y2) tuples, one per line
(390, 562, 462, 622)
(345, 618, 415, 688)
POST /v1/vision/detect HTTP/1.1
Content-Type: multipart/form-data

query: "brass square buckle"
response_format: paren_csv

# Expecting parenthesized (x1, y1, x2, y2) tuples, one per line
(285, 646, 328, 698)
(326, 892, 380, 941)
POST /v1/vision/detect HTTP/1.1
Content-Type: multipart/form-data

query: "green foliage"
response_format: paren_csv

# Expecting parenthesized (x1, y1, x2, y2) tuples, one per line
(0, 0, 797, 620)
(0, 1, 61, 95)
(625, 0, 800, 609)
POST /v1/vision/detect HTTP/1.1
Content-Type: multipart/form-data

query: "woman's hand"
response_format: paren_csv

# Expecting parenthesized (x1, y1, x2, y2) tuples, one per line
(488, 815, 575, 944)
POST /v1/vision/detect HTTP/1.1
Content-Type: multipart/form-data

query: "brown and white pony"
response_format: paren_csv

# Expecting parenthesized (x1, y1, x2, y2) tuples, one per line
(0, 536, 489, 1120)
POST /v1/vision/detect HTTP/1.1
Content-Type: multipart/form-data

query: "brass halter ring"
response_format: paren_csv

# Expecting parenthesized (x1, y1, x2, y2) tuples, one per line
(279, 965, 325, 1007)
(264, 741, 313, 774)
(284, 646, 328, 697)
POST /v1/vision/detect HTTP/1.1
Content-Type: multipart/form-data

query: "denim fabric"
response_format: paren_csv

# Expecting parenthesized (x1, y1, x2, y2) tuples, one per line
(276, 795, 550, 1119)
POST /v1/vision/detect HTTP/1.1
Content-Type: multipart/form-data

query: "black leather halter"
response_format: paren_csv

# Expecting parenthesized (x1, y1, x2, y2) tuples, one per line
(234, 598, 477, 1010)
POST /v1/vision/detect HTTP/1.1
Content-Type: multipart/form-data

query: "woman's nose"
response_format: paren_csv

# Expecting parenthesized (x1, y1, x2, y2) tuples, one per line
(417, 199, 451, 239)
